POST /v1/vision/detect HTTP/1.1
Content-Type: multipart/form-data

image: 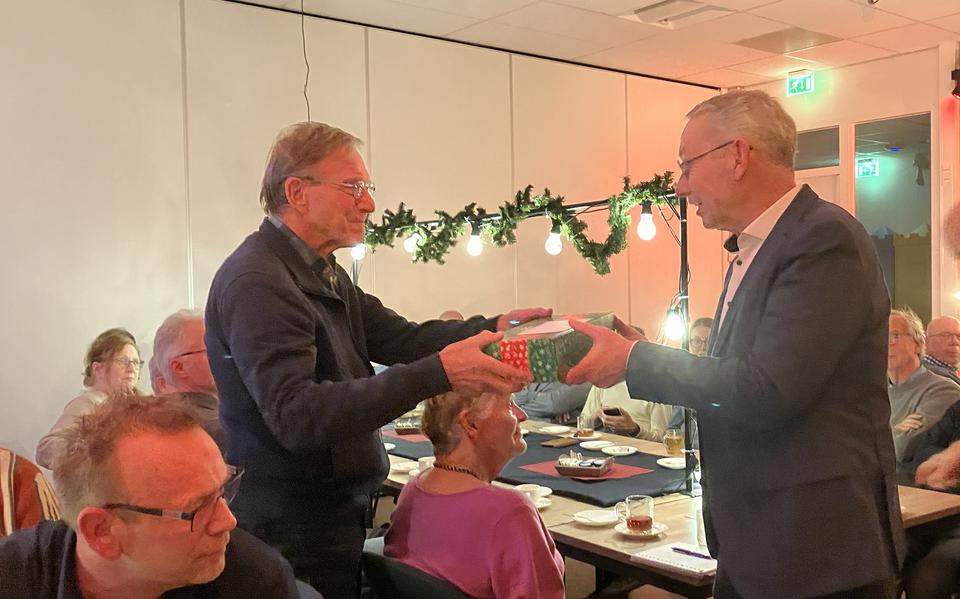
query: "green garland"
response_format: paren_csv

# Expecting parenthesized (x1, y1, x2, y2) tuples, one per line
(364, 171, 675, 275)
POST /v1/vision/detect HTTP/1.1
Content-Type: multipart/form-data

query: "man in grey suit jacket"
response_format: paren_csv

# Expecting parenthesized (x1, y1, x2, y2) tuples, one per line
(567, 90, 904, 598)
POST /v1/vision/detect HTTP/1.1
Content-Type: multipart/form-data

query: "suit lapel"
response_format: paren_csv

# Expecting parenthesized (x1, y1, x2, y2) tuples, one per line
(708, 185, 817, 356)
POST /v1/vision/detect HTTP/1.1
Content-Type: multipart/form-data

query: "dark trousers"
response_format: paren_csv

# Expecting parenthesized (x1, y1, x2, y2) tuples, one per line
(234, 486, 369, 599)
(713, 568, 898, 599)
(903, 515, 960, 599)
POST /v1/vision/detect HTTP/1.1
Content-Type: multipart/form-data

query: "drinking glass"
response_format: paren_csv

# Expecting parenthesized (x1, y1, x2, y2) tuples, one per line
(663, 428, 684, 456)
(615, 494, 653, 532)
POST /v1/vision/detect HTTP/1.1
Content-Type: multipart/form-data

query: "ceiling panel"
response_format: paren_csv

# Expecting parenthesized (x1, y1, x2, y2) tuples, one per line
(930, 12, 960, 34)
(788, 39, 894, 68)
(750, 0, 912, 39)
(390, 0, 538, 20)
(493, 2, 662, 44)
(680, 68, 775, 88)
(548, 0, 663, 16)
(708, 0, 781, 9)
(854, 23, 960, 53)
(275, 0, 478, 35)
(727, 53, 821, 77)
(670, 12, 789, 44)
(449, 21, 609, 59)
(860, 0, 960, 22)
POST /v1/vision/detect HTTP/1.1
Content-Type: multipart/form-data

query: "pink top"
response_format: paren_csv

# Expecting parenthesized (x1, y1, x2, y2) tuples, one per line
(384, 475, 565, 599)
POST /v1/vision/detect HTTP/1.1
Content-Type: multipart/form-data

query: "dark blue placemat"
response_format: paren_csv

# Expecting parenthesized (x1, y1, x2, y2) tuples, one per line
(384, 427, 689, 507)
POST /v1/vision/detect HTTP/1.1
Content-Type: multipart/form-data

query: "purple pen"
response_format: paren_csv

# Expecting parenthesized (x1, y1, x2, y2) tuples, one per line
(672, 547, 713, 560)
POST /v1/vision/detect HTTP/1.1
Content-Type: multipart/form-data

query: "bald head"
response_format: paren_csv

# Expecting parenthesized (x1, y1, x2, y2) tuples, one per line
(926, 316, 960, 367)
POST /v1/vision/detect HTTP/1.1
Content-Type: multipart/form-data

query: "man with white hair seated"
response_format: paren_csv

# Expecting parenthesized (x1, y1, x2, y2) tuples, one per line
(0, 394, 300, 598)
(923, 315, 960, 386)
(150, 309, 223, 446)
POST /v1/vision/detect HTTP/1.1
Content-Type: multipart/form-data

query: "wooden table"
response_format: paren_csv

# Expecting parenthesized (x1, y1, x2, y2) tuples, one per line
(383, 420, 960, 598)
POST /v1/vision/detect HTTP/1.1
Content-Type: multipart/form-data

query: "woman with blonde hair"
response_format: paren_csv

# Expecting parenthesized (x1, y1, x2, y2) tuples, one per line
(36, 328, 142, 468)
(384, 389, 564, 598)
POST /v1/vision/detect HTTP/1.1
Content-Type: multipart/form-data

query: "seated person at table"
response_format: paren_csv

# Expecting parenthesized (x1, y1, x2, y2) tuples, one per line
(888, 309, 960, 463)
(0, 394, 301, 598)
(923, 315, 960, 386)
(36, 327, 142, 468)
(0, 448, 60, 537)
(583, 382, 674, 441)
(512, 382, 591, 425)
(384, 390, 564, 599)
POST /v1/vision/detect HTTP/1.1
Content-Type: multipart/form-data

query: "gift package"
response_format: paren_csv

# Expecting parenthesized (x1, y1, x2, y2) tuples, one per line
(483, 312, 614, 382)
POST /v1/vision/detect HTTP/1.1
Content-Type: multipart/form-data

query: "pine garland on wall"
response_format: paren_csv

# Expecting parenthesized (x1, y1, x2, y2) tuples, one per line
(363, 171, 676, 275)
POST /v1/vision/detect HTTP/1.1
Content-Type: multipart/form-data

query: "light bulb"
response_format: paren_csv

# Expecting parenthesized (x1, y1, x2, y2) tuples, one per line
(403, 233, 421, 253)
(954, 290, 960, 301)
(637, 212, 657, 241)
(664, 311, 685, 341)
(466, 234, 483, 257)
(544, 232, 563, 255)
(351, 243, 367, 261)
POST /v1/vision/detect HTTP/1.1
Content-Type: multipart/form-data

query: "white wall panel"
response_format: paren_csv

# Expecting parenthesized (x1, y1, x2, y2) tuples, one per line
(365, 30, 514, 322)
(512, 57, 631, 318)
(184, 0, 369, 306)
(626, 76, 721, 336)
(0, 0, 186, 455)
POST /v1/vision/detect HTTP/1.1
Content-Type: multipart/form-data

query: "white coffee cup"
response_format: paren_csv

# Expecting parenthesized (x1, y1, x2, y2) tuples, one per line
(515, 483, 546, 502)
(418, 456, 436, 472)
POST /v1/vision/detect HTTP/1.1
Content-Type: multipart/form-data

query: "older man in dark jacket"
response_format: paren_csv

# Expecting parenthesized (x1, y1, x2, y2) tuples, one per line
(205, 121, 544, 598)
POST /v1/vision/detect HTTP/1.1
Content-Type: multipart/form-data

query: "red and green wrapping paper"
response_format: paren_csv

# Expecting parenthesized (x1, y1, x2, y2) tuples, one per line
(483, 313, 614, 382)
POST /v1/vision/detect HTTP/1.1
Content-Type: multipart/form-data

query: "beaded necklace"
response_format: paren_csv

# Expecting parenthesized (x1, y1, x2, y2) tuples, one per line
(433, 461, 484, 481)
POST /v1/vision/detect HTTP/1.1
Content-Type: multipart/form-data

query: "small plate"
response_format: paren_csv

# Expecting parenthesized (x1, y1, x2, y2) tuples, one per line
(657, 457, 686, 470)
(571, 431, 602, 441)
(573, 510, 618, 527)
(383, 442, 396, 451)
(541, 425, 571, 434)
(602, 445, 638, 456)
(580, 440, 614, 450)
(615, 522, 668, 538)
(535, 497, 552, 510)
(391, 461, 418, 473)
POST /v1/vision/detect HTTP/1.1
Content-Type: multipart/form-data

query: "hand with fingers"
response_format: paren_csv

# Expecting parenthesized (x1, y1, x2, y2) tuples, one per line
(496, 307, 553, 331)
(894, 413, 923, 432)
(564, 318, 637, 388)
(439, 330, 532, 395)
(597, 407, 639, 433)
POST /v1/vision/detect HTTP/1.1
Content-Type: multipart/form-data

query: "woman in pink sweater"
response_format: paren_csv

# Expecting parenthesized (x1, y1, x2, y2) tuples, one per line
(384, 389, 565, 598)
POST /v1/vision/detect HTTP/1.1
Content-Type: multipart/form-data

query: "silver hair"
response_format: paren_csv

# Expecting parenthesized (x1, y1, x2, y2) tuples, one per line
(259, 121, 362, 215)
(151, 309, 203, 392)
(892, 307, 925, 355)
(686, 90, 797, 169)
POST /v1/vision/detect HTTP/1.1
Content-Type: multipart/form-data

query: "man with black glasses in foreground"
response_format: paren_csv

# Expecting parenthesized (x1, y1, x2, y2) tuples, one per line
(0, 394, 300, 598)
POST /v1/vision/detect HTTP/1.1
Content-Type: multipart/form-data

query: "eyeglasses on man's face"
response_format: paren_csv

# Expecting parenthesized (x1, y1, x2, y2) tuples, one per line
(677, 139, 737, 178)
(689, 336, 708, 349)
(103, 465, 243, 532)
(111, 357, 145, 370)
(889, 331, 913, 345)
(929, 332, 960, 343)
(295, 176, 375, 200)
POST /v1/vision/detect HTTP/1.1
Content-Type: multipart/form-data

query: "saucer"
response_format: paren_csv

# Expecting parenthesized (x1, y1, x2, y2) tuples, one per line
(535, 497, 552, 510)
(541, 425, 571, 434)
(615, 522, 668, 538)
(573, 510, 618, 527)
(391, 461, 418, 473)
(383, 442, 396, 451)
(656, 457, 686, 470)
(602, 445, 638, 456)
(580, 440, 614, 450)
(571, 431, 602, 441)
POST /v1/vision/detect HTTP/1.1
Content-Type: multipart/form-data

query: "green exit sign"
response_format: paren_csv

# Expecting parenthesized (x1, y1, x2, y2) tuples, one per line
(856, 158, 880, 178)
(787, 70, 815, 96)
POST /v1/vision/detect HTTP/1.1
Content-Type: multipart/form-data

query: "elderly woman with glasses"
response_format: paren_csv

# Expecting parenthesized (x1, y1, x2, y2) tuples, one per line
(384, 389, 564, 598)
(36, 328, 143, 468)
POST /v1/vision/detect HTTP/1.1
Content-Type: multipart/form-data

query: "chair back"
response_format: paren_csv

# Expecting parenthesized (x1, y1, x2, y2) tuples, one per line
(361, 537, 470, 599)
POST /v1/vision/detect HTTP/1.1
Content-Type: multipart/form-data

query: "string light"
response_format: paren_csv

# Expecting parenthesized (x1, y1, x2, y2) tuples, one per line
(664, 309, 685, 341)
(544, 223, 563, 256)
(403, 232, 421, 253)
(637, 201, 657, 241)
(351, 244, 367, 261)
(466, 221, 483, 257)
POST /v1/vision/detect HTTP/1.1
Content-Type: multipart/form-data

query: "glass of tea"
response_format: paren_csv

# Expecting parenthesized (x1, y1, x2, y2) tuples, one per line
(615, 494, 653, 532)
(663, 428, 684, 456)
(575, 413, 596, 438)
